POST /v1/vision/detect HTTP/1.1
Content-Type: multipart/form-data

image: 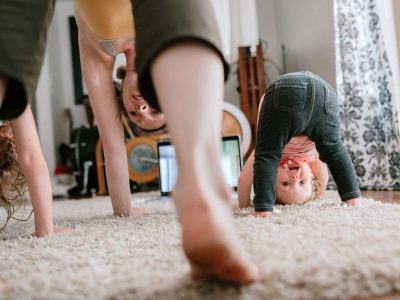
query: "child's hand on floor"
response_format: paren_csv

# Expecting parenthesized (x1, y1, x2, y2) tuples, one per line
(238, 198, 251, 209)
(33, 226, 73, 237)
(249, 210, 272, 218)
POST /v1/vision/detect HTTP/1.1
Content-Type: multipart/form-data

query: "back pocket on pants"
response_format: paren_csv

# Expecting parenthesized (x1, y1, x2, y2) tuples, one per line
(274, 82, 308, 112)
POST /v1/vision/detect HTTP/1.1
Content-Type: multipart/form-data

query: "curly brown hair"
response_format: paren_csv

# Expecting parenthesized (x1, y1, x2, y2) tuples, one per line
(0, 121, 29, 230)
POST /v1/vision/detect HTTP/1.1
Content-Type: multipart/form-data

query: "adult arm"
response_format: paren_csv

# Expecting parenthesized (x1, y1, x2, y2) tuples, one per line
(75, 12, 132, 216)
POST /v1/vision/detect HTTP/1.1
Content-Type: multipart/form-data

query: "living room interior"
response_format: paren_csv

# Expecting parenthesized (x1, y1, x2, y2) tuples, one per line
(1, 0, 400, 299)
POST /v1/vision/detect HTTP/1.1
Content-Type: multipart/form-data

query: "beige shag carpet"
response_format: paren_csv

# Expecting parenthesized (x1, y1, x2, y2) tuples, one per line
(1, 191, 400, 300)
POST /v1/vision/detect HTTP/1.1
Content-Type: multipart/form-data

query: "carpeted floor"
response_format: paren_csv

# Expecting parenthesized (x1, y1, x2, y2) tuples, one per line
(1, 191, 400, 300)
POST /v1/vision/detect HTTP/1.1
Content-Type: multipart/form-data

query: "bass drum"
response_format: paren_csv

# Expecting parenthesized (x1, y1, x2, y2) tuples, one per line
(69, 125, 100, 196)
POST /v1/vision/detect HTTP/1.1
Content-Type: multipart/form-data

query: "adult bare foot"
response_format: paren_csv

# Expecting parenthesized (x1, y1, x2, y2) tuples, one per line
(174, 179, 260, 284)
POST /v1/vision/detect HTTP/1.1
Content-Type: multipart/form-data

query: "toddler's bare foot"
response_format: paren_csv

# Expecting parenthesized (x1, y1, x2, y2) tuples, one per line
(345, 198, 362, 206)
(174, 182, 259, 284)
(249, 210, 272, 218)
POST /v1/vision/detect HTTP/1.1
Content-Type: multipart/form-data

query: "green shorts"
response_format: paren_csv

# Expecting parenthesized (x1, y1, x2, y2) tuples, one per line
(0, 0, 55, 120)
(131, 0, 230, 111)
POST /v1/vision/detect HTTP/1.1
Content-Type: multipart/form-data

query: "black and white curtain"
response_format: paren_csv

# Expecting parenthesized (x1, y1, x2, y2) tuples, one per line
(334, 0, 400, 189)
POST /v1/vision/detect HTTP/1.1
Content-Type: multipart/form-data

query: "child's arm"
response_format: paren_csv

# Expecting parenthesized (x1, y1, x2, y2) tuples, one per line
(10, 106, 71, 237)
(309, 158, 329, 198)
(237, 149, 254, 208)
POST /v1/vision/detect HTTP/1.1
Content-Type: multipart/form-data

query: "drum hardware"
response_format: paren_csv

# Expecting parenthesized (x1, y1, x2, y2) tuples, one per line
(67, 125, 100, 198)
(96, 136, 162, 195)
(81, 161, 96, 196)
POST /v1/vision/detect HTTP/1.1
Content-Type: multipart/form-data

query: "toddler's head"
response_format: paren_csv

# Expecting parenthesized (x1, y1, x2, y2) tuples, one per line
(0, 122, 26, 230)
(276, 159, 321, 205)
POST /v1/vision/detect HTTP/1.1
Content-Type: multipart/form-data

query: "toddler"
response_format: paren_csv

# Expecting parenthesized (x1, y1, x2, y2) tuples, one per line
(238, 71, 361, 217)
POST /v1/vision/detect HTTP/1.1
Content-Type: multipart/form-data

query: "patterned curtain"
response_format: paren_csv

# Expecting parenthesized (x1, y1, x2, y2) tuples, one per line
(334, 0, 400, 189)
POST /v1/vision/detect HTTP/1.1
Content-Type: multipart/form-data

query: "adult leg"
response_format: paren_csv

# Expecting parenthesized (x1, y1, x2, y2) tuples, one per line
(0, 0, 55, 120)
(151, 42, 259, 283)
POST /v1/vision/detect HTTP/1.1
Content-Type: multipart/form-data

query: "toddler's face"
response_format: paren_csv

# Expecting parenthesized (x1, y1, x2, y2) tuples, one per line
(276, 160, 313, 205)
(122, 71, 166, 131)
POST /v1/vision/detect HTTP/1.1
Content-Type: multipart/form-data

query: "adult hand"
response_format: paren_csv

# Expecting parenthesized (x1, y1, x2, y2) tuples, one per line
(130, 207, 151, 216)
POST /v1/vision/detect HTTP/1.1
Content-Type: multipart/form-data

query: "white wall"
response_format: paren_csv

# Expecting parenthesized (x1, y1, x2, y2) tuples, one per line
(255, 0, 283, 82)
(256, 0, 336, 86)
(35, 50, 56, 174)
(47, 0, 86, 144)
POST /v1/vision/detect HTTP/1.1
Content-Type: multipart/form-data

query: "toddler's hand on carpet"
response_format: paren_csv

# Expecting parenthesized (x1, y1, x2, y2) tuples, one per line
(249, 210, 272, 218)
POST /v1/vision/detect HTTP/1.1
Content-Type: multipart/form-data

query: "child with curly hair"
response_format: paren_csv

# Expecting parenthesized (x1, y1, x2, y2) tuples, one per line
(0, 120, 27, 229)
(0, 106, 71, 236)
(238, 71, 361, 217)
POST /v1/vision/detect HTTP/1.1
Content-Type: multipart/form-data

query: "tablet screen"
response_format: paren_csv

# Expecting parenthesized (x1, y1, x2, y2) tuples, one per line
(157, 136, 242, 196)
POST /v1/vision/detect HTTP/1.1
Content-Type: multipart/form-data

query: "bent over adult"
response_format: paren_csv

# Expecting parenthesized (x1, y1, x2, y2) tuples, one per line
(75, 0, 259, 283)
